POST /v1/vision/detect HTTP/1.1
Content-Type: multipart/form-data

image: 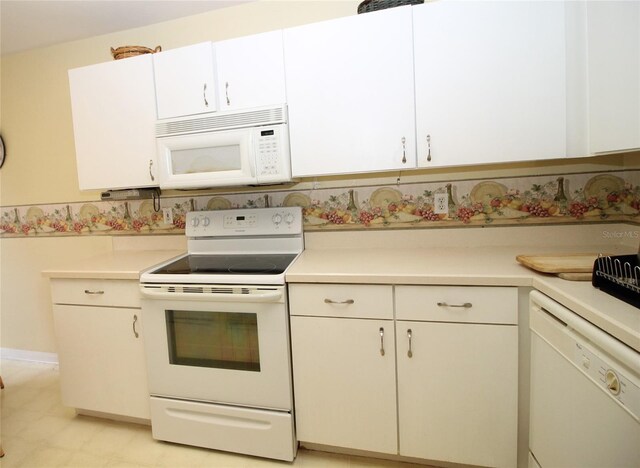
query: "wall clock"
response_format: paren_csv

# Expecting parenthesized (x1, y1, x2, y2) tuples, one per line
(0, 136, 5, 169)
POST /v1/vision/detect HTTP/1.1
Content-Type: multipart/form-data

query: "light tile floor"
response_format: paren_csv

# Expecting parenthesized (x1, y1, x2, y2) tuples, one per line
(0, 359, 430, 468)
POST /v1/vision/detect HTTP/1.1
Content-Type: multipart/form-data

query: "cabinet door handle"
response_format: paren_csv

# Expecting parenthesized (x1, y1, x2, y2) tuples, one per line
(84, 289, 104, 295)
(132, 314, 139, 338)
(437, 301, 472, 308)
(225, 81, 230, 106)
(203, 83, 209, 107)
(401, 136, 407, 164)
(324, 298, 354, 305)
(426, 134, 432, 162)
(407, 328, 413, 358)
(379, 327, 385, 356)
(149, 159, 155, 181)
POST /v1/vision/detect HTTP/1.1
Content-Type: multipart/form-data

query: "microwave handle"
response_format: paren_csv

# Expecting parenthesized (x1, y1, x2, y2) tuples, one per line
(149, 160, 155, 182)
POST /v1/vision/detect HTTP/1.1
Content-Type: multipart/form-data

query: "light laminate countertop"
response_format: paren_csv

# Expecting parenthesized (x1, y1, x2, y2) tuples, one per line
(42, 249, 185, 280)
(286, 246, 640, 352)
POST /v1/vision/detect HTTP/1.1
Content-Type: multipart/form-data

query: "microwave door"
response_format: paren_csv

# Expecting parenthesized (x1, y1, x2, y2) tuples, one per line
(158, 129, 256, 189)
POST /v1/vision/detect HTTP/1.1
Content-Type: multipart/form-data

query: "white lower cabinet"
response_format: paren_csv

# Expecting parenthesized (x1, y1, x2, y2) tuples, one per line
(289, 316, 397, 454)
(396, 321, 518, 466)
(289, 284, 518, 467)
(50, 279, 150, 420)
(289, 284, 397, 453)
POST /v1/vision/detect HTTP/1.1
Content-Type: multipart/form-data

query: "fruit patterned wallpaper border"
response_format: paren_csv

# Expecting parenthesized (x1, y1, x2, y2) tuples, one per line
(1, 171, 638, 237)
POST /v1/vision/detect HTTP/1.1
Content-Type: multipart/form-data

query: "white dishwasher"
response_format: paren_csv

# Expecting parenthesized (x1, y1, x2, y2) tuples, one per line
(529, 290, 640, 468)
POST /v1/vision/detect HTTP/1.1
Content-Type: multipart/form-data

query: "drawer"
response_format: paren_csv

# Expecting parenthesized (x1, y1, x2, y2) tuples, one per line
(50, 278, 141, 308)
(289, 284, 393, 319)
(395, 286, 517, 325)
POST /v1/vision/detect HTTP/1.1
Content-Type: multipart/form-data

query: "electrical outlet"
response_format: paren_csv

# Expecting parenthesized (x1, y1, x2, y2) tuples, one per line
(434, 193, 448, 214)
(162, 207, 173, 225)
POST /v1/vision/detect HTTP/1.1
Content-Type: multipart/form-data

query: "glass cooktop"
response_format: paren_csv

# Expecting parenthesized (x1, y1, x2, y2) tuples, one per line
(150, 254, 299, 276)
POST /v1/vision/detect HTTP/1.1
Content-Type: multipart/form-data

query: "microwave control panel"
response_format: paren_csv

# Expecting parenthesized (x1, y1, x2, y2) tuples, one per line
(255, 125, 291, 183)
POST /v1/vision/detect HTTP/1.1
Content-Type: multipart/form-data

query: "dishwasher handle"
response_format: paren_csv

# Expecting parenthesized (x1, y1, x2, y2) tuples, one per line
(530, 290, 640, 375)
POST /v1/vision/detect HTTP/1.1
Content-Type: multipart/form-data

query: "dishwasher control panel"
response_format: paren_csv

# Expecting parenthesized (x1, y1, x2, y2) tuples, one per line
(574, 342, 640, 421)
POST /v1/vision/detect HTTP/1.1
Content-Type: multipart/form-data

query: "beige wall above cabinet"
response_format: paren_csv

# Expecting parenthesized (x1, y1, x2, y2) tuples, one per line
(68, 54, 158, 191)
(414, 1, 569, 168)
(587, 1, 640, 154)
(153, 42, 217, 119)
(284, 7, 416, 177)
(216, 30, 286, 112)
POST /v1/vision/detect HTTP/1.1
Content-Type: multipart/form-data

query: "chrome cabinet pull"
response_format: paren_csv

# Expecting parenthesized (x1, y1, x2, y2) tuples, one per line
(407, 328, 413, 358)
(203, 83, 209, 107)
(437, 301, 472, 308)
(426, 134, 432, 162)
(132, 314, 139, 338)
(149, 159, 155, 181)
(379, 327, 385, 356)
(84, 289, 104, 295)
(225, 82, 230, 106)
(401, 136, 407, 164)
(324, 298, 355, 305)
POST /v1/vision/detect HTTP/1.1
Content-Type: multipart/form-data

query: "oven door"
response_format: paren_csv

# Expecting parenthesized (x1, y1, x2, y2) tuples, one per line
(141, 284, 292, 411)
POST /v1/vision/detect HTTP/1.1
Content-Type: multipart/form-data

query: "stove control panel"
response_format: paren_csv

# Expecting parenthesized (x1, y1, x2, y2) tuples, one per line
(186, 207, 303, 237)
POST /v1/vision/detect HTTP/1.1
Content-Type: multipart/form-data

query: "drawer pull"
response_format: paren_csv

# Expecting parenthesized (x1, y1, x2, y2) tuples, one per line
(407, 329, 413, 358)
(84, 289, 105, 295)
(437, 301, 472, 308)
(132, 314, 139, 339)
(379, 327, 385, 356)
(324, 299, 355, 305)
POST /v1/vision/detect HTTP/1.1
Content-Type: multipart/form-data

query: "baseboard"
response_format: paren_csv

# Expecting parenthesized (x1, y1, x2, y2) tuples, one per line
(0, 347, 58, 364)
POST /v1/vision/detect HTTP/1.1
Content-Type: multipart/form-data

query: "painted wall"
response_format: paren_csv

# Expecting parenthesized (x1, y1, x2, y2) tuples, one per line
(0, 0, 638, 355)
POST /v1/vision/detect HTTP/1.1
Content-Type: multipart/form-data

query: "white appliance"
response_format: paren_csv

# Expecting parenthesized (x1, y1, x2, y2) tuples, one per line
(529, 290, 640, 468)
(156, 105, 292, 189)
(140, 207, 303, 461)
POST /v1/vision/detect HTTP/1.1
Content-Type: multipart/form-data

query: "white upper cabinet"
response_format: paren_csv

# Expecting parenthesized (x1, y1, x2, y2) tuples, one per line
(154, 42, 217, 119)
(414, 1, 568, 168)
(68, 54, 158, 191)
(284, 7, 416, 177)
(586, 1, 640, 154)
(216, 30, 286, 111)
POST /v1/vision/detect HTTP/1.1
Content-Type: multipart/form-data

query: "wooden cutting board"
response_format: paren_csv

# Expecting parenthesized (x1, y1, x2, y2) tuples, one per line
(557, 272, 593, 281)
(516, 253, 600, 274)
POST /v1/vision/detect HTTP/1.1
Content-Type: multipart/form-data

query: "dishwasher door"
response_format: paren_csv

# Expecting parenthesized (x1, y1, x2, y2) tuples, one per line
(529, 291, 640, 468)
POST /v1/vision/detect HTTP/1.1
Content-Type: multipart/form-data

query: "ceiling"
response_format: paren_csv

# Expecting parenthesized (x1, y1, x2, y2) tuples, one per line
(0, 0, 254, 55)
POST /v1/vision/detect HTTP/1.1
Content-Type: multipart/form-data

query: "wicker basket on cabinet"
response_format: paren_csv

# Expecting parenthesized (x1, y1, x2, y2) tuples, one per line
(111, 45, 162, 60)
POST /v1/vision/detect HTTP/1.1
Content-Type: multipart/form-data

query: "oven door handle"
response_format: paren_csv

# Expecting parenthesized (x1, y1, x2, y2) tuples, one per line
(140, 286, 283, 302)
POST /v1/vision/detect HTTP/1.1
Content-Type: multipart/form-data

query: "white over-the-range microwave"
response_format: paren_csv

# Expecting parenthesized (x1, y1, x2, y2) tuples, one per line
(156, 105, 292, 190)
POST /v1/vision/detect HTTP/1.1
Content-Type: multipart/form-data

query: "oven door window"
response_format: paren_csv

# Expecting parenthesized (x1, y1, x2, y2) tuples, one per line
(166, 310, 260, 372)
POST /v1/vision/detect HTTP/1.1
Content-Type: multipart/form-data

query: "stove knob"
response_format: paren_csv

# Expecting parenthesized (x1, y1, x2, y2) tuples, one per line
(272, 213, 283, 225)
(191, 217, 200, 227)
(202, 217, 211, 227)
(285, 213, 295, 225)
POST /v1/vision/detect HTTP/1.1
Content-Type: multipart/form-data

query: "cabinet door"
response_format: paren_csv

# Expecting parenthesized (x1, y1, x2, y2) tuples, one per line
(216, 30, 286, 111)
(68, 54, 157, 191)
(52, 304, 150, 420)
(284, 7, 416, 177)
(396, 321, 518, 467)
(587, 1, 640, 153)
(154, 42, 217, 119)
(290, 316, 397, 454)
(414, 1, 567, 167)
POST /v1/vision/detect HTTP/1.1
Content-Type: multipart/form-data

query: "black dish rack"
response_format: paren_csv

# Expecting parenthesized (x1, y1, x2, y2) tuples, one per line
(592, 254, 640, 309)
(358, 0, 424, 14)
